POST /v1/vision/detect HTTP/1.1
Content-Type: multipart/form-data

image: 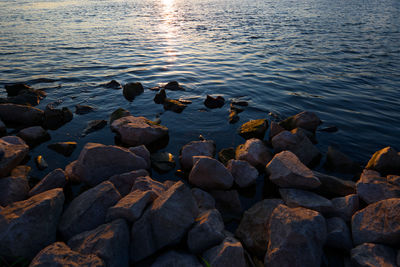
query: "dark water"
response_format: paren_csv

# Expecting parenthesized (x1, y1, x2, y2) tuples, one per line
(1, 0, 400, 197)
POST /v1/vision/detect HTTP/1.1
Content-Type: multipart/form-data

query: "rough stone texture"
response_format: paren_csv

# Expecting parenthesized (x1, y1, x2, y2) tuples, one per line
(227, 159, 258, 188)
(130, 181, 198, 262)
(179, 140, 215, 170)
(351, 243, 397, 267)
(279, 111, 322, 132)
(203, 237, 247, 267)
(189, 156, 234, 190)
(29, 168, 67, 197)
(326, 217, 353, 251)
(235, 199, 283, 258)
(129, 145, 151, 169)
(30, 242, 105, 267)
(238, 119, 268, 140)
(151, 250, 202, 267)
(16, 126, 50, 147)
(269, 121, 285, 139)
(70, 142, 148, 186)
(366, 146, 400, 175)
(235, 138, 272, 168)
(48, 141, 77, 157)
(0, 189, 64, 260)
(0, 136, 29, 177)
(131, 175, 166, 197)
(0, 166, 30, 206)
(108, 169, 149, 197)
(330, 194, 359, 222)
(324, 146, 361, 174)
(187, 209, 225, 254)
(59, 181, 121, 240)
(279, 188, 333, 214)
(265, 204, 327, 267)
(111, 115, 168, 147)
(266, 151, 321, 189)
(68, 219, 130, 267)
(191, 187, 215, 211)
(210, 190, 242, 221)
(314, 171, 356, 197)
(0, 103, 44, 126)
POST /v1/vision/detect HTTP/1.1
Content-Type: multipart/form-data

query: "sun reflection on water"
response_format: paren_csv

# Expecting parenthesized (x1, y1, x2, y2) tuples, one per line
(160, 0, 180, 65)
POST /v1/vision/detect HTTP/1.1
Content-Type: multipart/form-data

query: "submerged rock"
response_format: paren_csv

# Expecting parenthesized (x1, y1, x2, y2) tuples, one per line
(0, 103, 44, 127)
(163, 98, 187, 113)
(235, 138, 272, 168)
(163, 81, 185, 91)
(151, 151, 176, 173)
(123, 82, 144, 101)
(75, 104, 96, 115)
(204, 95, 225, 108)
(0, 136, 29, 177)
(104, 79, 122, 89)
(324, 146, 361, 174)
(238, 119, 268, 140)
(109, 108, 131, 124)
(228, 110, 240, 124)
(47, 141, 77, 157)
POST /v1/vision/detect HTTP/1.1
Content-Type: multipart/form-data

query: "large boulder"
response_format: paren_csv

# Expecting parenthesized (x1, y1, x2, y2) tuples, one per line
(151, 250, 202, 267)
(0, 103, 44, 126)
(324, 146, 361, 174)
(265, 204, 327, 267)
(131, 175, 166, 197)
(326, 217, 353, 251)
(43, 105, 73, 130)
(330, 194, 359, 222)
(238, 119, 268, 140)
(0, 136, 29, 177)
(108, 169, 149, 197)
(0, 165, 30, 206)
(226, 159, 258, 188)
(351, 243, 397, 267)
(366, 147, 400, 175)
(129, 145, 151, 169)
(266, 151, 321, 189)
(314, 171, 356, 197)
(235, 138, 272, 168)
(179, 140, 215, 171)
(16, 126, 50, 147)
(279, 111, 322, 132)
(59, 181, 121, 240)
(29, 168, 67, 197)
(202, 237, 247, 267)
(210, 190, 242, 221)
(279, 188, 333, 214)
(0, 189, 64, 260)
(191, 188, 215, 211)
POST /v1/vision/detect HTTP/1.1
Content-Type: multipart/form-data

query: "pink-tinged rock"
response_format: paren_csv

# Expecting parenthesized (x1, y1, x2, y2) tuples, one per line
(29, 168, 67, 197)
(108, 169, 149, 197)
(129, 145, 151, 169)
(351, 243, 397, 267)
(227, 159, 258, 188)
(131, 175, 166, 197)
(279, 111, 322, 132)
(179, 140, 215, 170)
(235, 138, 272, 168)
(279, 188, 333, 214)
(202, 237, 247, 267)
(0, 136, 29, 177)
(0, 165, 30, 206)
(16, 126, 50, 147)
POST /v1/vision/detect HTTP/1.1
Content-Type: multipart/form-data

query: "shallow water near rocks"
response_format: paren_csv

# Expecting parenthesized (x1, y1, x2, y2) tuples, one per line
(1, 0, 400, 210)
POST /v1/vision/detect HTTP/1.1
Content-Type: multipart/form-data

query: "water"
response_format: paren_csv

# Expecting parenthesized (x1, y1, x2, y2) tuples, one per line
(0, 0, 400, 189)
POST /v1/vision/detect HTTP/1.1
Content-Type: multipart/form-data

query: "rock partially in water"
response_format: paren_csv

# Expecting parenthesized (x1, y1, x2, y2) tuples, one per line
(17, 126, 50, 147)
(326, 217, 353, 251)
(163, 81, 185, 91)
(5, 83, 33, 96)
(366, 146, 400, 175)
(204, 95, 225, 109)
(0, 103, 44, 127)
(279, 188, 333, 214)
(231, 100, 248, 106)
(163, 98, 187, 113)
(228, 110, 240, 124)
(151, 151, 176, 173)
(279, 111, 322, 132)
(29, 168, 67, 197)
(0, 136, 29, 177)
(179, 140, 215, 171)
(202, 237, 247, 267)
(104, 79, 122, 90)
(3, 83, 46, 106)
(44, 105, 73, 130)
(238, 119, 268, 140)
(35, 155, 48, 170)
(75, 104, 96, 115)
(226, 159, 258, 188)
(235, 138, 272, 168)
(109, 108, 131, 124)
(324, 146, 361, 174)
(351, 243, 397, 267)
(154, 88, 167, 104)
(152, 250, 202, 267)
(48, 141, 77, 157)
(82, 119, 107, 136)
(218, 147, 235, 166)
(0, 165, 30, 206)
(123, 82, 144, 101)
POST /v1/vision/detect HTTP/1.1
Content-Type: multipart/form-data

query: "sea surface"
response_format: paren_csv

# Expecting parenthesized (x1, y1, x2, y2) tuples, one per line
(0, 0, 400, 197)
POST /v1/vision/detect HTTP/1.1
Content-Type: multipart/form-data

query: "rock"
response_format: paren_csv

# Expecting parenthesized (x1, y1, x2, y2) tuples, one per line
(235, 138, 272, 168)
(203, 237, 247, 267)
(59, 181, 121, 240)
(279, 111, 322, 132)
(189, 156, 234, 190)
(5, 83, 33, 96)
(231, 100, 248, 106)
(163, 81, 185, 91)
(179, 140, 215, 171)
(228, 110, 239, 124)
(35, 155, 48, 170)
(235, 199, 283, 258)
(48, 141, 77, 157)
(218, 147, 235, 166)
(0, 136, 29, 177)
(82, 120, 107, 136)
(0, 166, 30, 206)
(130, 181, 198, 262)
(0, 189, 64, 260)
(265, 204, 327, 267)
(314, 171, 356, 197)
(108, 169, 149, 197)
(0, 103, 44, 126)
(69, 142, 148, 186)
(178, 98, 192, 104)
(163, 99, 187, 113)
(17, 126, 50, 147)
(30, 242, 105, 267)
(279, 188, 333, 214)
(109, 108, 131, 124)
(324, 146, 361, 174)
(131, 176, 166, 198)
(111, 115, 169, 148)
(152, 250, 202, 267)
(154, 88, 167, 104)
(75, 104, 95, 115)
(129, 145, 151, 169)
(356, 169, 400, 204)
(68, 219, 130, 267)
(191, 188, 215, 211)
(151, 151, 176, 173)
(238, 119, 268, 140)
(266, 151, 321, 189)
(326, 217, 353, 251)
(352, 198, 400, 245)
(0, 120, 6, 137)
(204, 95, 225, 108)
(366, 147, 400, 175)
(269, 121, 285, 139)
(351, 243, 397, 267)
(43, 105, 73, 130)
(230, 103, 244, 114)
(104, 79, 122, 89)
(330, 194, 359, 222)
(29, 168, 67, 197)
(2, 84, 46, 106)
(123, 82, 144, 101)
(210, 190, 242, 221)
(226, 159, 258, 188)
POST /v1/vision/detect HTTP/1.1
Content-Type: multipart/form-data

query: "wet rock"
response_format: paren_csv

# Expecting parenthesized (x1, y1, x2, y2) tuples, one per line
(130, 181, 198, 262)
(324, 146, 361, 174)
(235, 199, 283, 258)
(163, 98, 187, 113)
(231, 100, 248, 106)
(152, 250, 202, 267)
(59, 181, 121, 240)
(178, 98, 192, 104)
(109, 108, 131, 124)
(189, 156, 234, 190)
(0, 189, 64, 260)
(0, 120, 6, 137)
(82, 119, 107, 136)
(330, 194, 359, 222)
(2, 84, 46, 106)
(203, 237, 247, 267)
(48, 141, 77, 157)
(191, 188, 215, 211)
(265, 204, 327, 267)
(104, 79, 122, 89)
(235, 138, 272, 168)
(5, 83, 33, 96)
(108, 169, 149, 197)
(227, 159, 258, 188)
(204, 95, 225, 108)
(111, 115, 169, 147)
(123, 82, 144, 101)
(129, 145, 151, 169)
(0, 103, 44, 127)
(131, 176, 166, 197)
(151, 151, 176, 173)
(75, 104, 96, 115)
(366, 146, 400, 175)
(210, 190, 242, 221)
(187, 209, 225, 254)
(230, 103, 244, 114)
(35, 155, 48, 170)
(17, 126, 50, 147)
(68, 219, 130, 267)
(0, 136, 29, 177)
(179, 140, 215, 171)
(0, 165, 30, 206)
(351, 243, 397, 267)
(326, 217, 353, 251)
(314, 171, 356, 197)
(30, 242, 105, 267)
(279, 188, 333, 214)
(228, 110, 240, 124)
(269, 121, 285, 139)
(154, 88, 167, 104)
(279, 111, 322, 132)
(163, 81, 185, 91)
(238, 119, 268, 140)
(218, 147, 235, 166)
(266, 151, 321, 189)
(29, 168, 67, 197)
(43, 105, 73, 130)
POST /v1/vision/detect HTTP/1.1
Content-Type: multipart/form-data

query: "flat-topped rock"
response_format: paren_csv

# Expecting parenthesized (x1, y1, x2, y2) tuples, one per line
(238, 119, 268, 140)
(0, 103, 44, 126)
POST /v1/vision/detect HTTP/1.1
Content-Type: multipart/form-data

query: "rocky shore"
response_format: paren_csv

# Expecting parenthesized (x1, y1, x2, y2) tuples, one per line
(1, 81, 400, 267)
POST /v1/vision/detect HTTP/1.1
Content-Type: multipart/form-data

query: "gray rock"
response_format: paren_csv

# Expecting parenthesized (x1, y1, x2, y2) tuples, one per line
(279, 188, 333, 214)
(151, 250, 202, 267)
(314, 171, 356, 197)
(0, 166, 30, 206)
(238, 119, 268, 140)
(179, 140, 215, 170)
(325, 146, 361, 174)
(0, 136, 29, 177)
(266, 151, 321, 189)
(59, 181, 121, 240)
(17, 126, 50, 147)
(235, 138, 272, 168)
(0, 189, 64, 260)
(227, 159, 258, 188)
(189, 156, 234, 190)
(351, 243, 397, 267)
(68, 219, 130, 267)
(210, 190, 242, 221)
(366, 146, 400, 175)
(108, 169, 149, 197)
(129, 145, 151, 169)
(191, 188, 215, 211)
(30, 242, 105, 267)
(235, 199, 283, 258)
(269, 121, 285, 139)
(203, 237, 247, 267)
(265, 204, 327, 267)
(187, 209, 225, 254)
(131, 175, 166, 197)
(352, 198, 400, 245)
(326, 217, 353, 251)
(279, 111, 322, 132)
(0, 103, 44, 126)
(330, 194, 359, 222)
(29, 168, 67, 197)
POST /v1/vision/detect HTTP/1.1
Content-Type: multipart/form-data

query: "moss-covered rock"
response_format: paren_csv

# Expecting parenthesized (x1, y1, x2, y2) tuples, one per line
(238, 119, 268, 140)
